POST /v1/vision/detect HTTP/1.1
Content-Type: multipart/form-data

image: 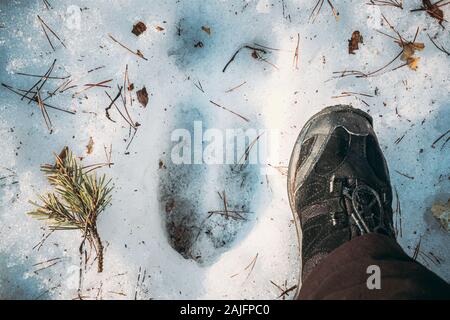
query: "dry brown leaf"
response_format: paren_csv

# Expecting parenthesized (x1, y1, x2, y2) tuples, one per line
(137, 86, 148, 107)
(399, 42, 424, 70)
(407, 57, 420, 70)
(132, 21, 147, 36)
(348, 31, 363, 54)
(155, 25, 165, 32)
(424, 0, 445, 25)
(86, 137, 94, 154)
(431, 198, 450, 231)
(201, 26, 211, 35)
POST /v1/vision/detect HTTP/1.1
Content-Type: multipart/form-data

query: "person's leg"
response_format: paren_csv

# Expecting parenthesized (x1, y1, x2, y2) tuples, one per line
(287, 105, 450, 300)
(298, 233, 450, 299)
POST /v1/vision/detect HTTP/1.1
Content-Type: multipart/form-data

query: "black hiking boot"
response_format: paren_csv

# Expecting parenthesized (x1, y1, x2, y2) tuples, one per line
(287, 105, 395, 282)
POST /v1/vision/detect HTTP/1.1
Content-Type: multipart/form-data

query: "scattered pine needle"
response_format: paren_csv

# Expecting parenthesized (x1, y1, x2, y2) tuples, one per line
(310, 0, 339, 22)
(293, 33, 300, 69)
(108, 34, 148, 61)
(209, 100, 250, 122)
(225, 81, 247, 93)
(37, 15, 67, 51)
(427, 33, 449, 55)
(367, 0, 403, 9)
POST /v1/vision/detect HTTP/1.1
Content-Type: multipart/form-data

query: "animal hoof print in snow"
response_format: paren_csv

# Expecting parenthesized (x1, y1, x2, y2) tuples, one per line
(158, 107, 265, 265)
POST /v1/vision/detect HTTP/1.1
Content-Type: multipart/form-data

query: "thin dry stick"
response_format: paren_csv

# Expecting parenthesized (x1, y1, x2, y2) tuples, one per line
(108, 34, 148, 61)
(209, 100, 249, 122)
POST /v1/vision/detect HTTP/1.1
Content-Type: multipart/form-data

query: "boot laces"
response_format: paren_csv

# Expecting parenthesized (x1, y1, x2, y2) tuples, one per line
(337, 179, 385, 235)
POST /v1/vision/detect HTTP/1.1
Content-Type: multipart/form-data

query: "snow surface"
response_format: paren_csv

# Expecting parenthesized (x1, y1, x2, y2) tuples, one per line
(0, 0, 449, 300)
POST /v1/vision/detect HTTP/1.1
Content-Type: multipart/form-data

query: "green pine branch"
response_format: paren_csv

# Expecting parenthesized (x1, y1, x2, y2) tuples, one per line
(28, 147, 113, 272)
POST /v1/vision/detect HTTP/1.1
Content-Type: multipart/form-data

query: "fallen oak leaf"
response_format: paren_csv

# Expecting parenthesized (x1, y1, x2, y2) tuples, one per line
(132, 21, 147, 36)
(136, 86, 148, 107)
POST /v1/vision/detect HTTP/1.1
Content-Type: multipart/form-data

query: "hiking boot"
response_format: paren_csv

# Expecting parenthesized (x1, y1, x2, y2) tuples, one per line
(287, 105, 395, 281)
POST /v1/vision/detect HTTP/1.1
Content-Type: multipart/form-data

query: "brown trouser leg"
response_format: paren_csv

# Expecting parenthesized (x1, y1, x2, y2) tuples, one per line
(298, 233, 450, 299)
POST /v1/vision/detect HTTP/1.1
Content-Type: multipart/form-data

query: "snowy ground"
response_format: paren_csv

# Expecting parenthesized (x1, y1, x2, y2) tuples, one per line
(0, 0, 449, 300)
